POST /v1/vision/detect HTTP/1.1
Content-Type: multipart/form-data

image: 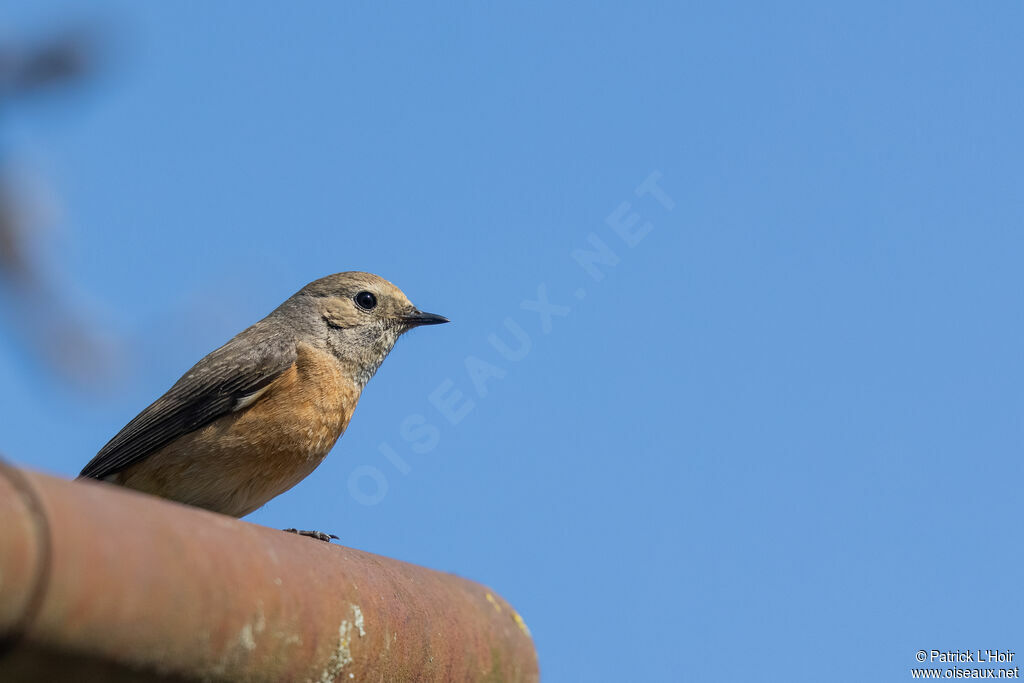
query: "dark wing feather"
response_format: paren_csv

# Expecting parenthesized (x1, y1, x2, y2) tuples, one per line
(80, 334, 296, 480)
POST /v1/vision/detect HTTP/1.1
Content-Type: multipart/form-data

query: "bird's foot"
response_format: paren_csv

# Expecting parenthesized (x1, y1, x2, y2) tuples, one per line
(283, 528, 338, 542)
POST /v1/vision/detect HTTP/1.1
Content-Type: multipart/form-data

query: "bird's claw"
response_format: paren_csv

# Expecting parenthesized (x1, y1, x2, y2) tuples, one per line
(283, 528, 338, 542)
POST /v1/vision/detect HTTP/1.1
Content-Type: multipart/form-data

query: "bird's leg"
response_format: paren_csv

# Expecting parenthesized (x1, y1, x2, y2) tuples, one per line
(283, 528, 339, 542)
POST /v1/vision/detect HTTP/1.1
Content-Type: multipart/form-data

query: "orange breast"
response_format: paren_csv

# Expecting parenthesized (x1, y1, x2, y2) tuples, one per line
(116, 342, 361, 517)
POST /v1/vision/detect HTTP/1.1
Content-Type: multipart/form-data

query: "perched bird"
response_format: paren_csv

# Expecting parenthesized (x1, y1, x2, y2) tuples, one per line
(79, 272, 447, 536)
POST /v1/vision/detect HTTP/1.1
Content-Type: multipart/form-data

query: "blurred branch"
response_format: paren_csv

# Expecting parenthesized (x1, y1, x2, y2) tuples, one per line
(0, 25, 119, 388)
(0, 179, 32, 286)
(0, 29, 94, 98)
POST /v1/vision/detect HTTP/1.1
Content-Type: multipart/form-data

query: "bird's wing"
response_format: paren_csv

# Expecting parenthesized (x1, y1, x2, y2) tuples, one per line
(79, 334, 297, 480)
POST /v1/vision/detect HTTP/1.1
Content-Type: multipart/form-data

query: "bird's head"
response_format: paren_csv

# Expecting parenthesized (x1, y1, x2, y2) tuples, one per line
(295, 271, 448, 385)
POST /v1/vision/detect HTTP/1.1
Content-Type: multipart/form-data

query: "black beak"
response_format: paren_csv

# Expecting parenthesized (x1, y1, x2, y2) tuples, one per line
(402, 310, 450, 327)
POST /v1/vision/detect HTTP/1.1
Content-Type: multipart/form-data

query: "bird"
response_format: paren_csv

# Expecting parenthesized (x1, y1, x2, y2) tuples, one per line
(79, 272, 448, 539)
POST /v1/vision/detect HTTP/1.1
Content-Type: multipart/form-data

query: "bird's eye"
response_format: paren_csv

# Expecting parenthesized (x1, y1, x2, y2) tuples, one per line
(354, 291, 378, 310)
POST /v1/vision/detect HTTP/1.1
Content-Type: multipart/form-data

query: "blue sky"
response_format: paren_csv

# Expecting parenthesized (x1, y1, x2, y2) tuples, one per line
(1, 2, 1022, 681)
